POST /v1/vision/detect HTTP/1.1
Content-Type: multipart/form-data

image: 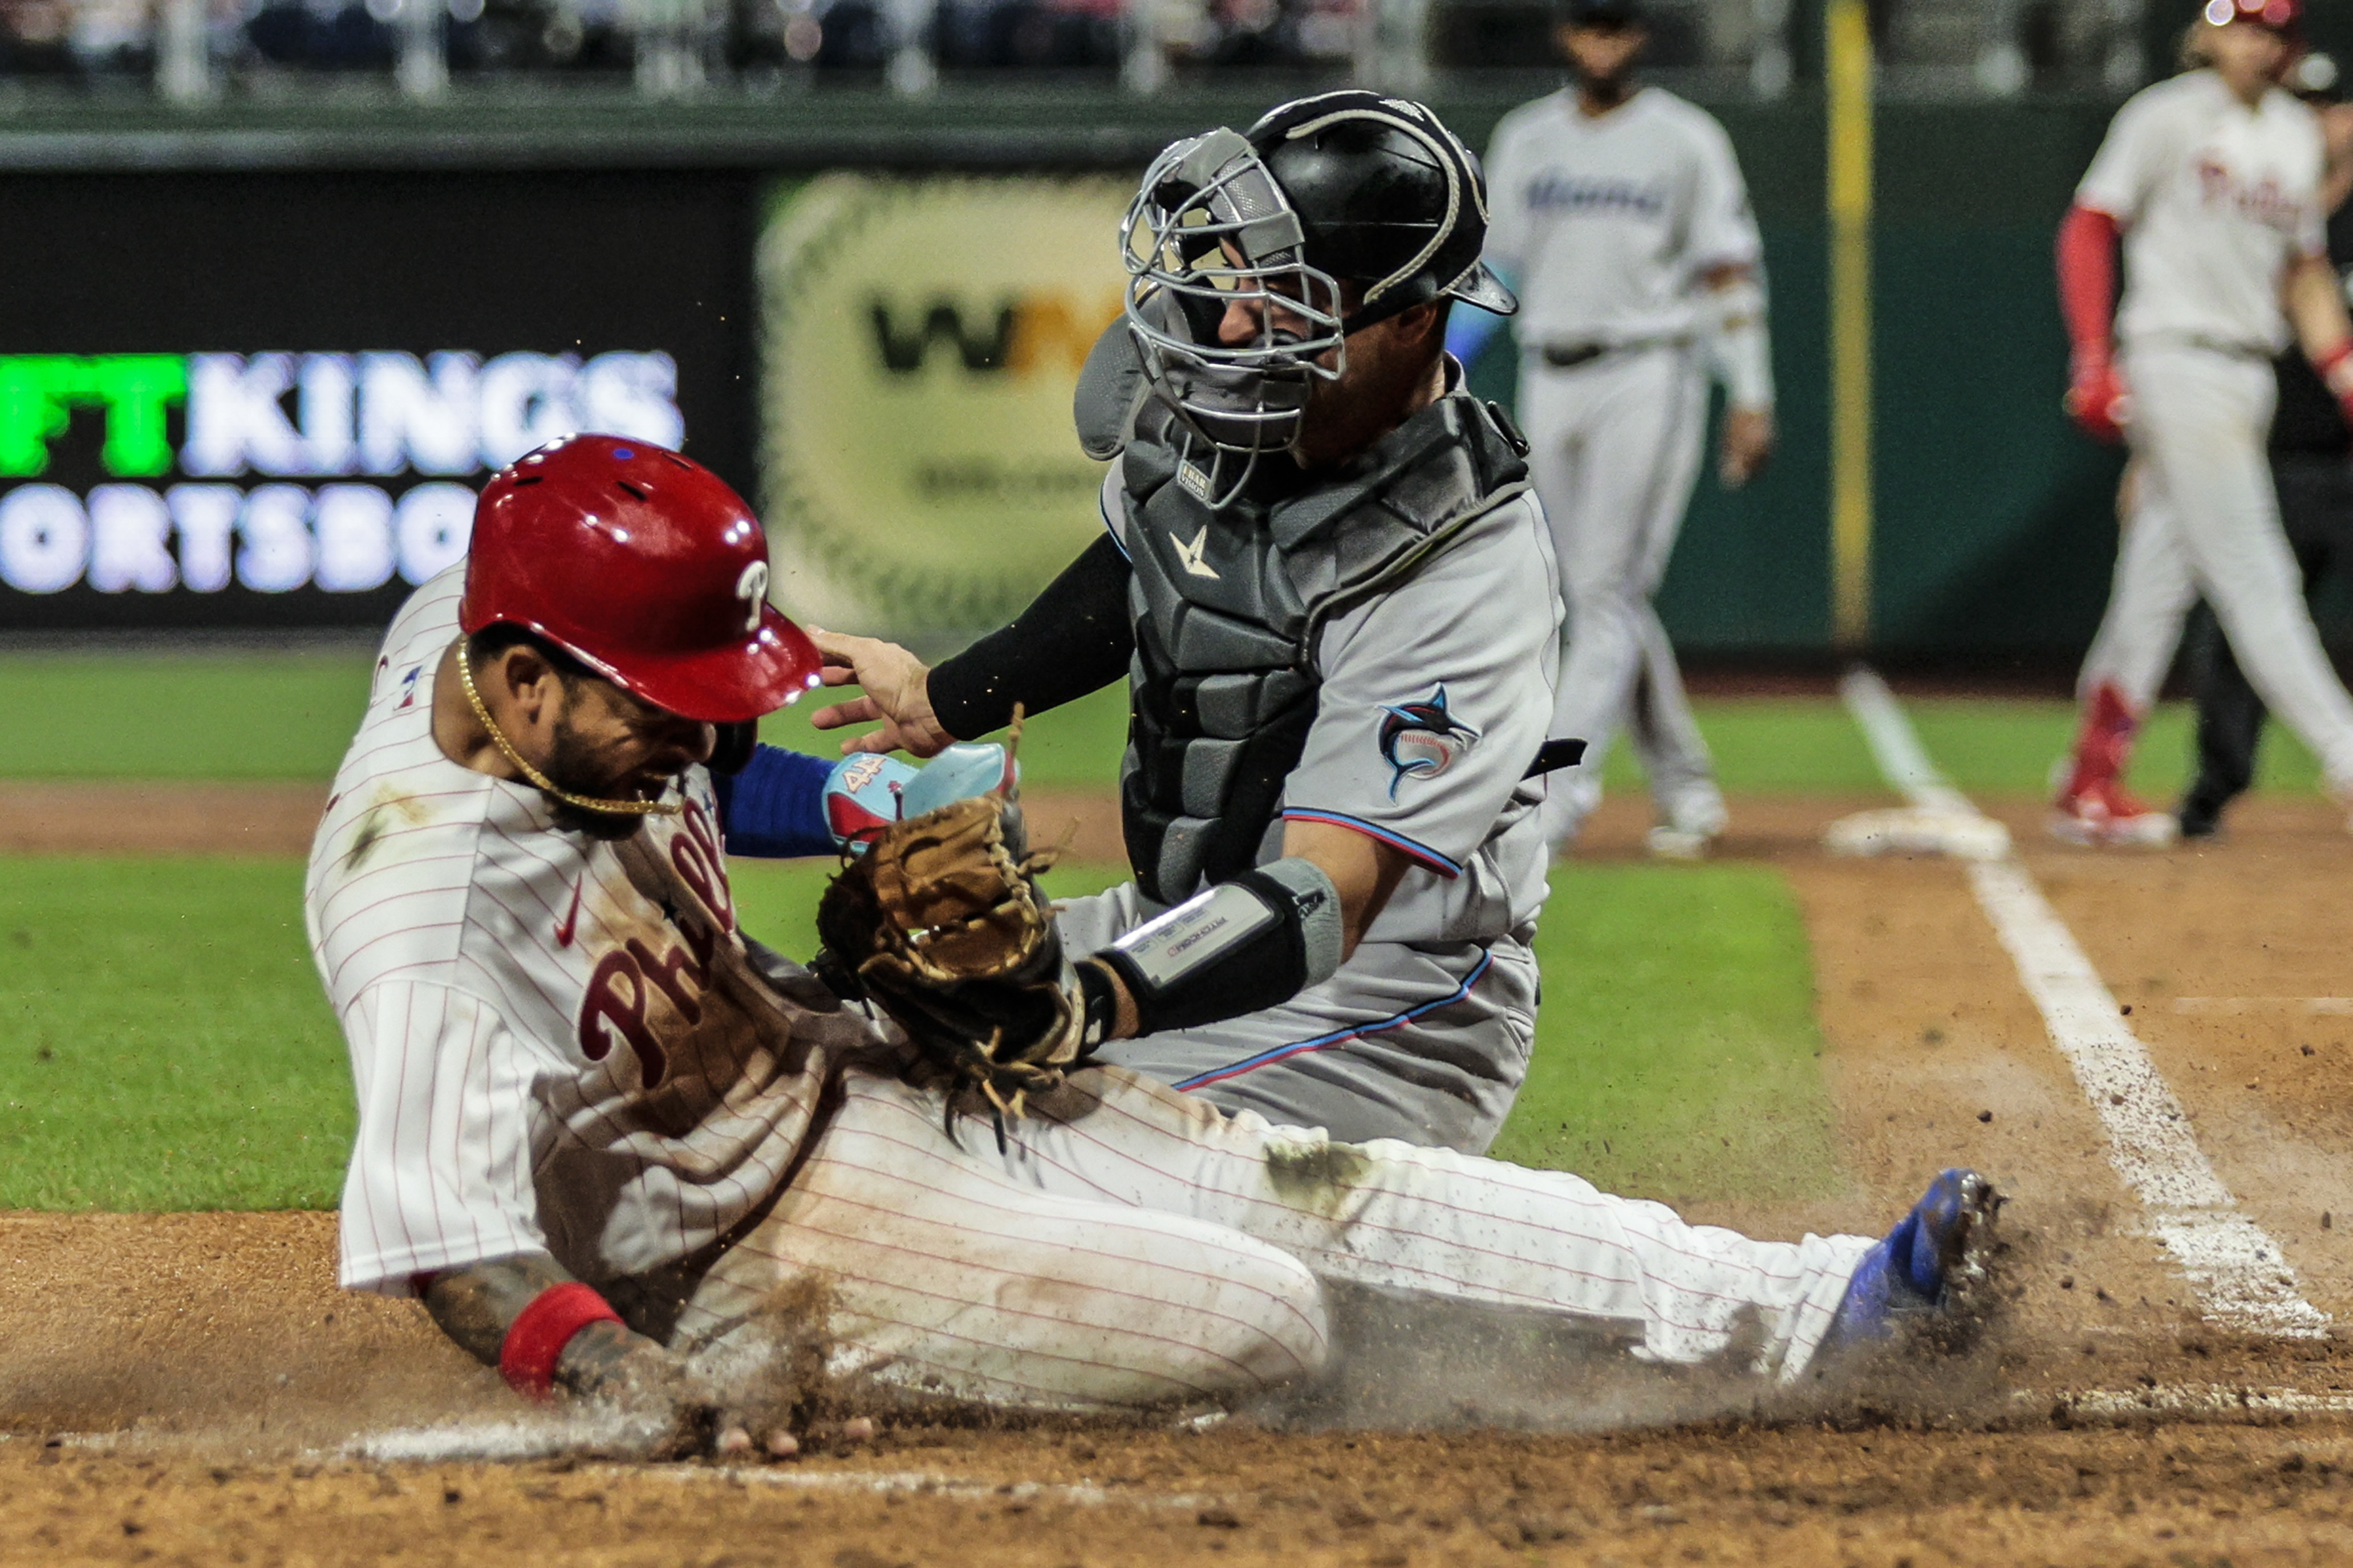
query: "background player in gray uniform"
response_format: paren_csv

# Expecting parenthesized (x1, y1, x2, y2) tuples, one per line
(1451, 0, 1775, 858)
(812, 93, 1564, 1155)
(2178, 59, 2353, 838)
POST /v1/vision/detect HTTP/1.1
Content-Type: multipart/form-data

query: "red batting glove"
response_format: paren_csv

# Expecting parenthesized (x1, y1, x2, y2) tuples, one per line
(2315, 340, 2353, 429)
(2064, 353, 2129, 444)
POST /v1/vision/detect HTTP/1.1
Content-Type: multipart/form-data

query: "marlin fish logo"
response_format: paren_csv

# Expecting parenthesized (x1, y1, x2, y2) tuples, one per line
(1377, 686, 1479, 800)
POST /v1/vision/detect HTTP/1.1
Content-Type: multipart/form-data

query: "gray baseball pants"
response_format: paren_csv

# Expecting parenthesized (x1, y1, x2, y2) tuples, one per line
(1054, 882, 1539, 1155)
(1520, 342, 1723, 846)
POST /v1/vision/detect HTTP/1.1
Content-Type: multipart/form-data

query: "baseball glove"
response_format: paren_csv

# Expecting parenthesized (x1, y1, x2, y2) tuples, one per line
(813, 783, 1088, 1126)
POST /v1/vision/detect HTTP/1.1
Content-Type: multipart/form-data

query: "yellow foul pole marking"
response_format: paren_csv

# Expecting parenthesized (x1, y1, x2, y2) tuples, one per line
(1827, 0, 1874, 648)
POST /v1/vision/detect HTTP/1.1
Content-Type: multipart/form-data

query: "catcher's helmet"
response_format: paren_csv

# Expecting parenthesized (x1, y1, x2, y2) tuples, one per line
(1121, 91, 1516, 457)
(460, 434, 822, 724)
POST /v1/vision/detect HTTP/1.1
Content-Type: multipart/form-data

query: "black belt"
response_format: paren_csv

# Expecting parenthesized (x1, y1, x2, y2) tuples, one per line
(1541, 343, 1609, 369)
(1539, 337, 1689, 369)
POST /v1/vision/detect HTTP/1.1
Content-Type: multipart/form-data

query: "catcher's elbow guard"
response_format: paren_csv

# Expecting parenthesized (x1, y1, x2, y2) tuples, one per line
(1091, 858, 1344, 1037)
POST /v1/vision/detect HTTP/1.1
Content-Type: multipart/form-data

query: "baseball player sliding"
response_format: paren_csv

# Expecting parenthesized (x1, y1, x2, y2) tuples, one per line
(306, 445, 1995, 1445)
(1449, 0, 1775, 859)
(2057, 0, 2353, 844)
(814, 93, 1564, 1155)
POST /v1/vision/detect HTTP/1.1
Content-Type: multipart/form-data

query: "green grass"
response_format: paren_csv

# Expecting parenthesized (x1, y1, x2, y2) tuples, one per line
(1598, 697, 1886, 795)
(1487, 861, 1843, 1203)
(0, 651, 2329, 805)
(0, 858, 350, 1209)
(0, 850, 1839, 1211)
(1905, 697, 2323, 801)
(0, 652, 377, 781)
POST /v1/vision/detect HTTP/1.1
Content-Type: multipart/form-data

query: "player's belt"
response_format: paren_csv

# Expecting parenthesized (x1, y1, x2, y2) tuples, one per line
(1540, 335, 1691, 369)
(2131, 332, 2274, 362)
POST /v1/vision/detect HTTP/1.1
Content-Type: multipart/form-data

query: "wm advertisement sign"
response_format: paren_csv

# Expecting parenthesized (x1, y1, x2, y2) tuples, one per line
(760, 174, 1130, 641)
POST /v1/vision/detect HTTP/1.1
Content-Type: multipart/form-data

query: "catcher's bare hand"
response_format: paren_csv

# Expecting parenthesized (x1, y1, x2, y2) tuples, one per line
(1719, 405, 1775, 489)
(807, 629, 955, 759)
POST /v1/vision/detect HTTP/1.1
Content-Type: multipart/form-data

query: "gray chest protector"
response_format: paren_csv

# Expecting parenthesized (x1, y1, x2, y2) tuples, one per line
(1084, 340, 1532, 905)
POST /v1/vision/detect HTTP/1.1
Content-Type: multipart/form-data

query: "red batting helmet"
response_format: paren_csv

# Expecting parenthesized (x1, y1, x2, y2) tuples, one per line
(460, 434, 822, 724)
(2205, 0, 2298, 32)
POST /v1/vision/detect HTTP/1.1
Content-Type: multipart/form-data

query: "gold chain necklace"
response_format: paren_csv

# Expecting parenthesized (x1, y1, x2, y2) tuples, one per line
(452, 638, 683, 818)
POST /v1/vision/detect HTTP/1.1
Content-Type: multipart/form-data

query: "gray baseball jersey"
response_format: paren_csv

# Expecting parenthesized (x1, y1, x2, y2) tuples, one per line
(1483, 86, 1763, 348)
(1073, 462, 1563, 1152)
(1100, 462, 1563, 945)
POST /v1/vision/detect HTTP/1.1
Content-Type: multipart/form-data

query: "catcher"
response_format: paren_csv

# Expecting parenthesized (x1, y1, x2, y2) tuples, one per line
(810, 92, 1571, 1155)
(307, 431, 1998, 1448)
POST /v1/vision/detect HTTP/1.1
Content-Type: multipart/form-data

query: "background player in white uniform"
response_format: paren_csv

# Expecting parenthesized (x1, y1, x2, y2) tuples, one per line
(1452, 0, 1775, 859)
(310, 432, 1999, 1441)
(2055, 0, 2353, 843)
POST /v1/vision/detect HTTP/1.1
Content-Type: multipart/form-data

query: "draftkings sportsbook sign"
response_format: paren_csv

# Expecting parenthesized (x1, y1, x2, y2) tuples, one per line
(0, 350, 682, 624)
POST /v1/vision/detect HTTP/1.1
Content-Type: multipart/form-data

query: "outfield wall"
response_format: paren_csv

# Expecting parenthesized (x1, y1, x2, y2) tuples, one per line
(0, 94, 2339, 661)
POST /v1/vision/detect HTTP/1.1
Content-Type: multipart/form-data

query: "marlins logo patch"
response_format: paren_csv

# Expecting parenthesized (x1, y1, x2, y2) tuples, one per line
(1378, 685, 1479, 799)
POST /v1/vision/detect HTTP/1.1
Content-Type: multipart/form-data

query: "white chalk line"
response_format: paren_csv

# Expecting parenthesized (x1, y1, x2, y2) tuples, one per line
(2031, 1384, 2353, 1421)
(1838, 669, 2329, 1339)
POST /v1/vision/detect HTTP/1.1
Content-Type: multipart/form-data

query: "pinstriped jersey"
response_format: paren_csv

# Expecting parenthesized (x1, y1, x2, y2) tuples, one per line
(2078, 70, 2327, 355)
(305, 565, 849, 1296)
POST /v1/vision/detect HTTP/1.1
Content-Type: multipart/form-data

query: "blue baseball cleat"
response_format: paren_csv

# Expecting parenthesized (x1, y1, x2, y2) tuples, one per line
(1821, 1168, 2000, 1355)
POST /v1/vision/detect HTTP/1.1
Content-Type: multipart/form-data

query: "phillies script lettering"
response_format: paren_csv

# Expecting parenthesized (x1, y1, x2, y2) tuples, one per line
(575, 800, 735, 1087)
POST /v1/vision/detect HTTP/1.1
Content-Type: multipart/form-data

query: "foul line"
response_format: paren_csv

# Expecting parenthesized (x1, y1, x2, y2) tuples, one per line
(1838, 668, 2328, 1339)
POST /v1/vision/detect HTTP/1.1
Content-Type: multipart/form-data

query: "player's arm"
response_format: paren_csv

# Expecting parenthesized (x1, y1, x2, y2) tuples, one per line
(1698, 260, 1774, 487)
(810, 532, 1134, 758)
(1070, 823, 1396, 1044)
(2056, 204, 2128, 442)
(2286, 252, 2353, 421)
(419, 1253, 672, 1399)
(709, 744, 837, 858)
(2059, 94, 2160, 445)
(1688, 123, 1776, 488)
(421, 1254, 808, 1456)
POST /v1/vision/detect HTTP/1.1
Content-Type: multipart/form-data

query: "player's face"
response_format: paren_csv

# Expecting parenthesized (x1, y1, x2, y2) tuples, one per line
(1560, 21, 1645, 86)
(1212, 255, 1328, 356)
(2203, 18, 2290, 96)
(543, 675, 717, 806)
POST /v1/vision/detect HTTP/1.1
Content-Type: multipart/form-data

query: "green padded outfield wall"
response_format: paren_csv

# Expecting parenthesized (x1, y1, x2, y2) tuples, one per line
(5, 79, 2346, 660)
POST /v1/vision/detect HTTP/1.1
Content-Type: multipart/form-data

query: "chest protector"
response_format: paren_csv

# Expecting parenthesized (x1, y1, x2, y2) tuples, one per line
(1113, 389, 1531, 904)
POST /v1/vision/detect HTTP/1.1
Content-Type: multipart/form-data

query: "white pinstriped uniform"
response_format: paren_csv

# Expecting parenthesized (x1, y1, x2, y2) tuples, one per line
(312, 571, 1876, 1407)
(2071, 70, 2353, 789)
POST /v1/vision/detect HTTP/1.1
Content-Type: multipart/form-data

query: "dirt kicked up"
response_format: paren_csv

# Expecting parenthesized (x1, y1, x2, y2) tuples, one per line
(6, 790, 2353, 1563)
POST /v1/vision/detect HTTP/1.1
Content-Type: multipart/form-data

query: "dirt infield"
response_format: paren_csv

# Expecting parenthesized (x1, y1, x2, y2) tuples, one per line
(9, 789, 2353, 1562)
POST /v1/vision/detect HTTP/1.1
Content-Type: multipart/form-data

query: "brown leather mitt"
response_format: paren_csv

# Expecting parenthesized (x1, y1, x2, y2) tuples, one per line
(814, 787, 1088, 1122)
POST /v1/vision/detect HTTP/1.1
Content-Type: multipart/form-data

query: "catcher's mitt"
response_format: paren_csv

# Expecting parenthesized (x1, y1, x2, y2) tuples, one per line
(814, 785, 1088, 1125)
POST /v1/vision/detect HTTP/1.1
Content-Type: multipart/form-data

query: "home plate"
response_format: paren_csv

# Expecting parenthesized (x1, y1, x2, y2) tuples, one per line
(1824, 807, 2012, 862)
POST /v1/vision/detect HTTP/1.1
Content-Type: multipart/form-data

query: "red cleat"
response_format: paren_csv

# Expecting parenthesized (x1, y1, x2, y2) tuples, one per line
(2050, 777, 2177, 847)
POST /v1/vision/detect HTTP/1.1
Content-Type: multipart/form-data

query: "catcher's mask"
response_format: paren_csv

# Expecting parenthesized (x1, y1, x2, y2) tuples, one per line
(1119, 91, 1517, 470)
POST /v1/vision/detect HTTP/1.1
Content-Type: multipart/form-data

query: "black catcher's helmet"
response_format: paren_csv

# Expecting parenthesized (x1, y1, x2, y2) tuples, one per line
(1119, 91, 1516, 460)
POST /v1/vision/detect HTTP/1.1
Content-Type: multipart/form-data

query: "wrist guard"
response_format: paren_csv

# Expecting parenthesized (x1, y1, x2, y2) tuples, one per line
(1092, 858, 1343, 1038)
(1707, 275, 1775, 411)
(500, 1282, 622, 1401)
